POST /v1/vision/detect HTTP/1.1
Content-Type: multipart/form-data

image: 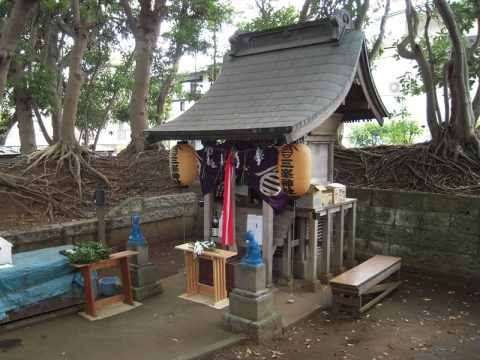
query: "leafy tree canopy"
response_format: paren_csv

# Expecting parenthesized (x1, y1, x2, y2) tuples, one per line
(238, 0, 299, 32)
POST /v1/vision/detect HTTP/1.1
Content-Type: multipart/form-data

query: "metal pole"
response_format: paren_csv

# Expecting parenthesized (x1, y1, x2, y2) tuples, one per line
(97, 204, 106, 246)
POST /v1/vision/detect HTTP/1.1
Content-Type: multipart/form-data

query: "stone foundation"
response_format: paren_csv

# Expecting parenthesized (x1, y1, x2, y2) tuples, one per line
(349, 187, 480, 281)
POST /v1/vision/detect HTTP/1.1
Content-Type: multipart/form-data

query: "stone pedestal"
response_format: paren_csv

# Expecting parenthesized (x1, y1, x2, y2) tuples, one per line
(127, 242, 162, 301)
(223, 264, 282, 343)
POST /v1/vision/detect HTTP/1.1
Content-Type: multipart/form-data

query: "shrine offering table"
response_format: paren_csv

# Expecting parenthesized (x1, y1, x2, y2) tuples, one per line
(71, 250, 138, 317)
(175, 244, 237, 306)
(297, 198, 357, 286)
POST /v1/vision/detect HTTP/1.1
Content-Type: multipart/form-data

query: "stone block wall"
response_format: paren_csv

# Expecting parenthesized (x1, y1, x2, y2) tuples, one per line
(0, 193, 199, 253)
(349, 188, 480, 281)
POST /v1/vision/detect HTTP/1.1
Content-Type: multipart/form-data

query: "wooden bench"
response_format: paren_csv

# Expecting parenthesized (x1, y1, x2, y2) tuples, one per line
(329, 255, 401, 317)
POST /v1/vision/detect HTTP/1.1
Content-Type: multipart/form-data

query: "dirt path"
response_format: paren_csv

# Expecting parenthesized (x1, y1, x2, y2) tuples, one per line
(212, 273, 480, 360)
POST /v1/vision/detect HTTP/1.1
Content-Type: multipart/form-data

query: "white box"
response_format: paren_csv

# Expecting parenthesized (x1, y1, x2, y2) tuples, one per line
(0, 237, 13, 265)
(246, 214, 263, 245)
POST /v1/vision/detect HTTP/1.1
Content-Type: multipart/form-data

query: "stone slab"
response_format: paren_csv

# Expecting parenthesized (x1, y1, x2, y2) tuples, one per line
(130, 263, 158, 288)
(132, 281, 163, 301)
(235, 264, 266, 293)
(62, 219, 98, 236)
(222, 312, 282, 343)
(0, 224, 63, 247)
(229, 289, 274, 322)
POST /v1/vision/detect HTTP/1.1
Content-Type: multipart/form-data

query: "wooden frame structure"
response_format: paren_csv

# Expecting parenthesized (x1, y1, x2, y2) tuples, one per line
(175, 243, 237, 306)
(72, 250, 137, 317)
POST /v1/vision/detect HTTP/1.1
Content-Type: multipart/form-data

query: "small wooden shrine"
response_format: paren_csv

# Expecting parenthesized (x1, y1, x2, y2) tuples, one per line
(146, 11, 387, 288)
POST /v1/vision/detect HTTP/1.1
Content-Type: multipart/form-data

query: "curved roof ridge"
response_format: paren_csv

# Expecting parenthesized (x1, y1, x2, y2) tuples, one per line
(146, 21, 387, 143)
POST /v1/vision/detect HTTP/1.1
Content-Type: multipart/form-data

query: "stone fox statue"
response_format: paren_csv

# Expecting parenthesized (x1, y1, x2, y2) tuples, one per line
(128, 214, 146, 245)
(240, 230, 264, 268)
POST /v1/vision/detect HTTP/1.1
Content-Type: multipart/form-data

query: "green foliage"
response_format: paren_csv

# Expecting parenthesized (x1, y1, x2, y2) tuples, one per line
(306, 0, 354, 21)
(149, 0, 233, 123)
(349, 96, 423, 147)
(78, 52, 134, 143)
(67, 241, 110, 264)
(349, 120, 423, 148)
(348, 120, 422, 147)
(238, 1, 298, 32)
(349, 122, 386, 147)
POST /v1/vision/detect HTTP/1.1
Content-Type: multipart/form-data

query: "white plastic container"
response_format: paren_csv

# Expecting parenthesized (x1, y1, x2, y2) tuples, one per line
(0, 237, 13, 265)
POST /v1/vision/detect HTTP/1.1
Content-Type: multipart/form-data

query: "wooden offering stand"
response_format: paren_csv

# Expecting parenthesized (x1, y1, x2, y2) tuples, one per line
(175, 243, 236, 306)
(72, 250, 138, 317)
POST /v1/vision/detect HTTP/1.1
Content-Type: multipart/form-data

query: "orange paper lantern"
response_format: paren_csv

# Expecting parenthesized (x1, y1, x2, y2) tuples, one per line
(169, 143, 197, 186)
(278, 143, 312, 196)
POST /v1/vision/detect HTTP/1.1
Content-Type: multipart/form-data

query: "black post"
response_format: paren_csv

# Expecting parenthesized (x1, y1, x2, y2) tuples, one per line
(94, 187, 106, 246)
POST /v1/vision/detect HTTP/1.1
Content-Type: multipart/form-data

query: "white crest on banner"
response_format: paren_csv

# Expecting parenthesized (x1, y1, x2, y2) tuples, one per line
(254, 147, 264, 166)
(234, 151, 240, 169)
(255, 165, 282, 197)
(206, 147, 217, 168)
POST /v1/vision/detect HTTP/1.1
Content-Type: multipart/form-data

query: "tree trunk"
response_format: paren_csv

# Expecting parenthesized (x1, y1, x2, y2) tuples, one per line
(61, 22, 89, 146)
(121, 0, 166, 154)
(51, 77, 63, 143)
(298, 0, 311, 23)
(10, 61, 36, 153)
(434, 0, 477, 149)
(42, 22, 64, 143)
(354, 0, 369, 30)
(129, 32, 156, 152)
(0, 0, 40, 99)
(156, 71, 175, 122)
(472, 84, 480, 124)
(398, 0, 442, 143)
(33, 105, 53, 145)
(156, 50, 181, 122)
(15, 89, 36, 154)
(368, 0, 390, 62)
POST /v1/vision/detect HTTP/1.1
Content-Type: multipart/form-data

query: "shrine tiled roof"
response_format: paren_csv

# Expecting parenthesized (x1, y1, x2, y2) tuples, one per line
(146, 11, 387, 143)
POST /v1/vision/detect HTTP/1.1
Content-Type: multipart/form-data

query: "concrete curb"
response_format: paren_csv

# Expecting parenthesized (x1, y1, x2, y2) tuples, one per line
(169, 333, 248, 360)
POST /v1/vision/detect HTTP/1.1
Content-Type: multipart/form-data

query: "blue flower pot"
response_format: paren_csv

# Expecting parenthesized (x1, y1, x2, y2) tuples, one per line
(98, 276, 119, 296)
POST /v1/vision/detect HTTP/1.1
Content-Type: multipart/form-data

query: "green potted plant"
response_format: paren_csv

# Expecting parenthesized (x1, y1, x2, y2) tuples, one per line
(67, 241, 110, 264)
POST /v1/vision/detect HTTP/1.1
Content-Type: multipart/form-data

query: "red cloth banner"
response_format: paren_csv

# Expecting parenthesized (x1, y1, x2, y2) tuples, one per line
(222, 150, 234, 247)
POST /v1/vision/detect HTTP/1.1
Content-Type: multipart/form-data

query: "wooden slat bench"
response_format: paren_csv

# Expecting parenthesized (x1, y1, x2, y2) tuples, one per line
(330, 255, 401, 317)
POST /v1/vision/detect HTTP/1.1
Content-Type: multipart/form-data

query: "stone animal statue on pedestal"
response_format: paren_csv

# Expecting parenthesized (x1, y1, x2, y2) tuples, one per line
(240, 230, 264, 268)
(127, 214, 146, 245)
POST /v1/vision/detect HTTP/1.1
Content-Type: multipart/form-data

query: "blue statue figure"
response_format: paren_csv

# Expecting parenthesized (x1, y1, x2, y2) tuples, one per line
(127, 214, 147, 245)
(240, 230, 264, 268)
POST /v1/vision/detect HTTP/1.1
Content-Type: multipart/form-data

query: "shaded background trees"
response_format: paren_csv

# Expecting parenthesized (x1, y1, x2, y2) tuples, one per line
(0, 0, 478, 158)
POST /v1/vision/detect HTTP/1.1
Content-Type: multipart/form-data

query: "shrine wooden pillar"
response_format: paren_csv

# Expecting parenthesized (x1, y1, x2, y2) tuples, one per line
(204, 193, 214, 241)
(262, 200, 274, 287)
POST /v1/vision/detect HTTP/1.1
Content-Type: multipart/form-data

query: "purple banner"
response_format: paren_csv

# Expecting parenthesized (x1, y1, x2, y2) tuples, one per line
(197, 145, 289, 211)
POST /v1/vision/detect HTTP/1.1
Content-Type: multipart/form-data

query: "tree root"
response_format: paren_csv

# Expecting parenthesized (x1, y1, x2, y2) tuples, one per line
(22, 142, 110, 196)
(335, 141, 480, 196)
(0, 142, 110, 222)
(0, 172, 79, 222)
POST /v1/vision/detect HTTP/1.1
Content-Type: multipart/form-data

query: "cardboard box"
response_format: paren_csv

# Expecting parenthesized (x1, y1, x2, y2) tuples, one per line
(296, 184, 333, 209)
(326, 183, 346, 204)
